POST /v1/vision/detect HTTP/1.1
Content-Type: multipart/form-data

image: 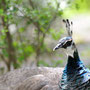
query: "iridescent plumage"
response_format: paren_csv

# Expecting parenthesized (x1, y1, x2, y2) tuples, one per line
(60, 50, 90, 90)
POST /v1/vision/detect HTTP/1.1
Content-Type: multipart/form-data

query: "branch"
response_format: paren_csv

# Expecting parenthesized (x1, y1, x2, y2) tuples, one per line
(41, 2, 60, 45)
(0, 53, 8, 65)
(29, 0, 35, 9)
(46, 2, 60, 32)
(0, 47, 6, 49)
(17, 7, 41, 31)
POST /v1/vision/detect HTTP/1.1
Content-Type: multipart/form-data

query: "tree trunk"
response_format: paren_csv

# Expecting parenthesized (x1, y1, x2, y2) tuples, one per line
(1, 0, 17, 71)
(2, 17, 17, 70)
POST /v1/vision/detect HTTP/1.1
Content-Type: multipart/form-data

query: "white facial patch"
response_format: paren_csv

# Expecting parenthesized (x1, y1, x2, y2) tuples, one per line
(63, 45, 74, 57)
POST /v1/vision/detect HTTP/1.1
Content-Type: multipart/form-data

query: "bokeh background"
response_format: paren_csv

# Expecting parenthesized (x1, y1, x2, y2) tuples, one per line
(0, 0, 90, 75)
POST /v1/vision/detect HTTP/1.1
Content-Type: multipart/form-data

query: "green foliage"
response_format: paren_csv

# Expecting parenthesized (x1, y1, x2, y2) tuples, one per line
(50, 28, 64, 40)
(63, 0, 90, 17)
(19, 27, 25, 32)
(0, 0, 76, 72)
(2, 49, 8, 58)
(74, 0, 90, 12)
(0, 9, 4, 15)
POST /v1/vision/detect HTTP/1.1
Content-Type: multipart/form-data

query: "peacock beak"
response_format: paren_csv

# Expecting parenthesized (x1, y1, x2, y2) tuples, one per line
(53, 43, 62, 51)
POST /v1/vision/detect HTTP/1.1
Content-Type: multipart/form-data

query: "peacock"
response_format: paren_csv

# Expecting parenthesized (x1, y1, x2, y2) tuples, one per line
(53, 19, 90, 90)
(0, 19, 90, 90)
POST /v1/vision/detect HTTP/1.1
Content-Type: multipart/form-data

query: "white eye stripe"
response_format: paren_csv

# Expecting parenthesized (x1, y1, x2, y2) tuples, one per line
(61, 39, 72, 46)
(58, 39, 72, 49)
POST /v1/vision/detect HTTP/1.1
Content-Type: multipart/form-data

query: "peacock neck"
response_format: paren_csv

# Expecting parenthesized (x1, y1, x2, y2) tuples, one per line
(65, 50, 83, 74)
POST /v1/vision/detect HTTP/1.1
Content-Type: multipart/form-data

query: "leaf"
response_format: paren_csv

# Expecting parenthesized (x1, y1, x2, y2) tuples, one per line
(2, 49, 8, 57)
(58, 10, 63, 16)
(19, 27, 25, 32)
(50, 28, 64, 40)
(13, 41, 18, 47)
(0, 9, 3, 15)
(75, 3, 80, 10)
(1, 29, 8, 33)
(24, 45, 34, 53)
(18, 55, 25, 62)
(1, 35, 6, 39)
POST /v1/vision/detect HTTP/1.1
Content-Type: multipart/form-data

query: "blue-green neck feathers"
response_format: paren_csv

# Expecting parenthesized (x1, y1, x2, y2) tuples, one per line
(66, 50, 83, 74)
(60, 50, 90, 89)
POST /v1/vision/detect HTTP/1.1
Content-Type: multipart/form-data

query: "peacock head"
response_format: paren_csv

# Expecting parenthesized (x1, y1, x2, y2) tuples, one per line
(53, 19, 76, 57)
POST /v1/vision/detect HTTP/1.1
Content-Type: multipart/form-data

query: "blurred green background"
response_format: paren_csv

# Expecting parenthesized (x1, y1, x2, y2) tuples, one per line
(0, 0, 90, 75)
